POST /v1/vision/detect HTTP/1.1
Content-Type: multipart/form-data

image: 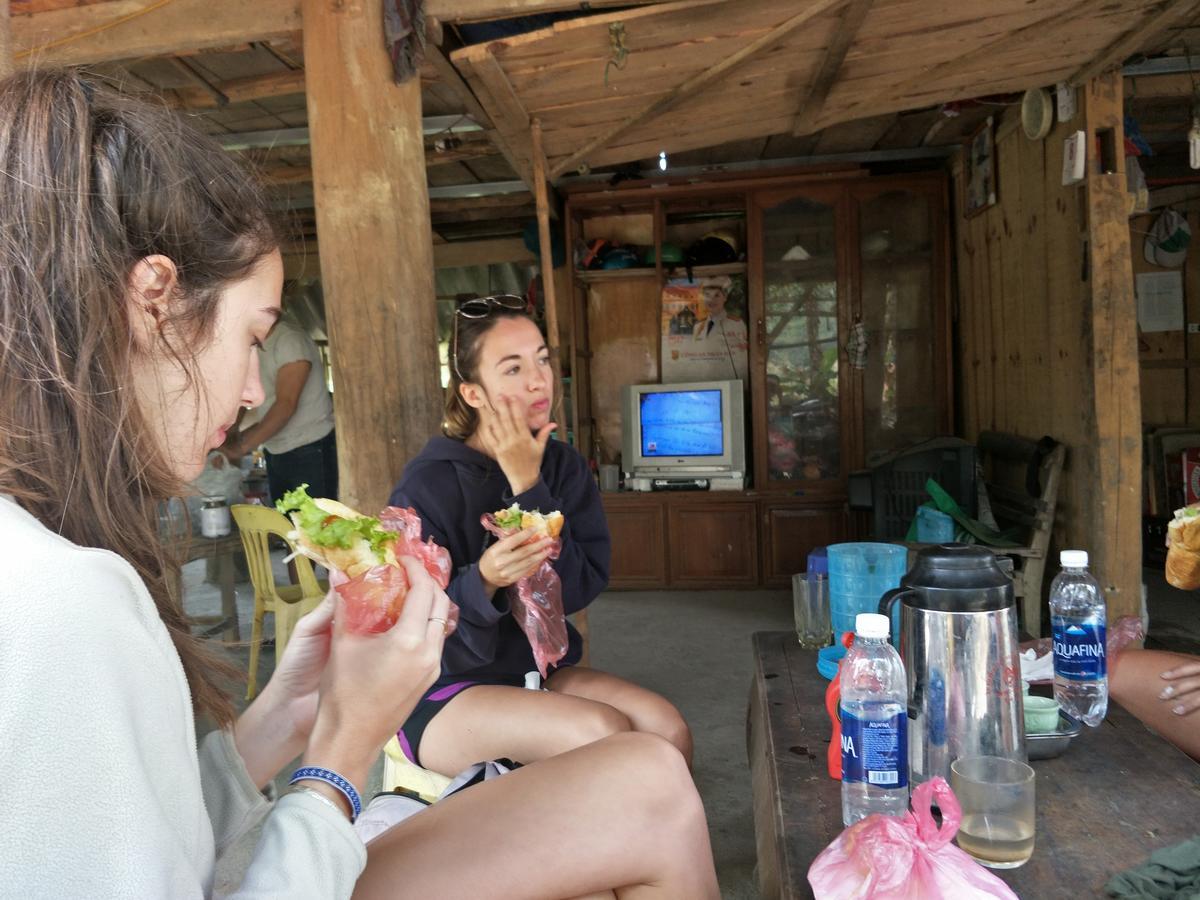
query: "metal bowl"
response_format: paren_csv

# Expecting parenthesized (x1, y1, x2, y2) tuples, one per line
(1027, 710, 1082, 760)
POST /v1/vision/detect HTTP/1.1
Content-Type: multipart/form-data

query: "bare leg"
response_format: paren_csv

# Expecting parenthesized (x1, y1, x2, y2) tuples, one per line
(548, 667, 693, 767)
(1109, 649, 1200, 760)
(417, 684, 633, 775)
(354, 732, 719, 900)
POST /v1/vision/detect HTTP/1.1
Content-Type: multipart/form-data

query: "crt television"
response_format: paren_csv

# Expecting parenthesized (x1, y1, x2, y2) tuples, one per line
(620, 380, 746, 483)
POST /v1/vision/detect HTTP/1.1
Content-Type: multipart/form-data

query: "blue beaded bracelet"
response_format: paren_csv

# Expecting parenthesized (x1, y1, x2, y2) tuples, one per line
(289, 766, 362, 821)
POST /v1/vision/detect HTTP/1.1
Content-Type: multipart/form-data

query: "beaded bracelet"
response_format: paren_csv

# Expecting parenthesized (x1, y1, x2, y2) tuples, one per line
(289, 766, 362, 821)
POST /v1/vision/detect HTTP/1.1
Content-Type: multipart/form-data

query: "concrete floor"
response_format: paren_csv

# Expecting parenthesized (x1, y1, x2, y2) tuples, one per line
(185, 558, 1198, 899)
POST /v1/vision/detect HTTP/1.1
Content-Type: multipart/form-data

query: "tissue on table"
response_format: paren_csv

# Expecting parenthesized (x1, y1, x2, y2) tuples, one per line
(1020, 647, 1055, 685)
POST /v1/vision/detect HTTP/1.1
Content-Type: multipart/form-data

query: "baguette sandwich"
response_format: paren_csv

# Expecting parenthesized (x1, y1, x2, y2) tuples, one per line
(493, 503, 564, 539)
(1166, 505, 1200, 590)
(277, 485, 399, 578)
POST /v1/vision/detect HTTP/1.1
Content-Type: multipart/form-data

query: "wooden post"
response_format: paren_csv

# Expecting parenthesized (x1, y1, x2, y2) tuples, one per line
(302, 0, 441, 510)
(530, 119, 566, 429)
(0, 0, 11, 80)
(1083, 71, 1142, 624)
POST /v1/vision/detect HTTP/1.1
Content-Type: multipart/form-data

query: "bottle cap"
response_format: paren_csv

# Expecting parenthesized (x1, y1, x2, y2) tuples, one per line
(855, 612, 890, 640)
(1060, 550, 1089, 568)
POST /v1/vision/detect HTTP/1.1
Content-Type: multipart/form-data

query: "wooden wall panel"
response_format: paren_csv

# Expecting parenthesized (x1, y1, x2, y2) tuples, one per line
(953, 102, 1096, 602)
(585, 276, 661, 461)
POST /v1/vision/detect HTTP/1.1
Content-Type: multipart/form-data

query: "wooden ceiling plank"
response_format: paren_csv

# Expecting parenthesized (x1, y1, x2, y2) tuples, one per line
(1069, 0, 1200, 86)
(433, 237, 535, 269)
(547, 0, 846, 178)
(13, 0, 301, 66)
(826, 0, 1094, 129)
(791, 0, 872, 137)
(220, 69, 305, 104)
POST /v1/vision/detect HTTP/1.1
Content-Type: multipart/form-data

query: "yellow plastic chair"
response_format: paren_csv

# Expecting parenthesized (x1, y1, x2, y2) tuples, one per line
(232, 504, 328, 700)
(381, 736, 453, 803)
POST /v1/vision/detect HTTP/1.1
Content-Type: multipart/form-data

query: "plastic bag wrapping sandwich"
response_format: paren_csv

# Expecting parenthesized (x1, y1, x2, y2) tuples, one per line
(481, 513, 567, 677)
(807, 778, 1019, 900)
(331, 506, 458, 635)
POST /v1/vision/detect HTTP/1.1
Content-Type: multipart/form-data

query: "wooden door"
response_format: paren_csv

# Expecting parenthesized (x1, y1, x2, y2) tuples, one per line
(760, 501, 851, 587)
(748, 184, 853, 496)
(668, 499, 758, 587)
(850, 177, 952, 466)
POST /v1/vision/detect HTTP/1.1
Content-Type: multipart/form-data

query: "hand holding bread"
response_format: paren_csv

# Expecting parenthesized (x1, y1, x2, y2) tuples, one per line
(1166, 506, 1200, 590)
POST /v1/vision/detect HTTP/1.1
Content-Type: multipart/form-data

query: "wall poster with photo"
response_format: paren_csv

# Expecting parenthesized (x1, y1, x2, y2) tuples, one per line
(661, 274, 748, 383)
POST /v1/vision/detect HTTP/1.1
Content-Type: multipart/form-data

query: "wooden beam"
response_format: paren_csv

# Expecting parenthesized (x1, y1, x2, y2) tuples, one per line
(1126, 72, 1200, 99)
(462, 50, 537, 187)
(221, 69, 306, 104)
(530, 119, 565, 428)
(303, 0, 440, 510)
(549, 0, 845, 179)
(0, 0, 11, 80)
(12, 0, 301, 67)
(1070, 0, 1200, 87)
(792, 0, 872, 137)
(1082, 70, 1142, 622)
(426, 0, 708, 23)
(426, 43, 493, 129)
(433, 237, 535, 268)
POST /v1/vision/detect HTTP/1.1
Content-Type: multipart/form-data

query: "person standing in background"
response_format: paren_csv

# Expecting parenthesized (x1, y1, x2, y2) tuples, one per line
(227, 315, 338, 502)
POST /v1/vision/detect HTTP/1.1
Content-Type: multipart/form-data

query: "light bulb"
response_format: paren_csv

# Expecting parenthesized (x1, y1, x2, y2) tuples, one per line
(658, 151, 668, 172)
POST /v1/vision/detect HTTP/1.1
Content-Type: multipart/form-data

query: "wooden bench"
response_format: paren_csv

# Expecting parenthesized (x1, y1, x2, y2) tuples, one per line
(747, 631, 1200, 899)
(976, 431, 1066, 637)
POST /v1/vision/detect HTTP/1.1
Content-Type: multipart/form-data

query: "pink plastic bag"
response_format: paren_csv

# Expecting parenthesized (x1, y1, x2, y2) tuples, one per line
(807, 778, 1019, 899)
(481, 513, 568, 677)
(333, 507, 458, 635)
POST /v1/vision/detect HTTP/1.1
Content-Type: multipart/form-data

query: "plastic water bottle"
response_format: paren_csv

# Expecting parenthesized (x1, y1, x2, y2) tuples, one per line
(840, 613, 909, 825)
(1049, 550, 1108, 727)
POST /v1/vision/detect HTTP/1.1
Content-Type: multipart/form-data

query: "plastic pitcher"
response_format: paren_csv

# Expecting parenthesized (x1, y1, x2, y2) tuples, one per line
(827, 542, 907, 644)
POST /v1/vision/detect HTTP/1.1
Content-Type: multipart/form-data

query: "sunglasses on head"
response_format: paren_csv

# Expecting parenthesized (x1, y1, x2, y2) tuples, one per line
(451, 294, 529, 382)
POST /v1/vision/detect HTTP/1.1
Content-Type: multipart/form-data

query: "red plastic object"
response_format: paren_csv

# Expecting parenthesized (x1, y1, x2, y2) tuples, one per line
(825, 631, 856, 780)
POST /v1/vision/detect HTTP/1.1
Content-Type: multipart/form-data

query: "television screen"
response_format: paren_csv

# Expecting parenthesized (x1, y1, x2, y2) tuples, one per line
(640, 389, 724, 457)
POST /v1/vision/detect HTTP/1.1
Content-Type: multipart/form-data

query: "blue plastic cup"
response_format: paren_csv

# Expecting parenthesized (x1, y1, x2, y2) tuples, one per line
(827, 542, 908, 645)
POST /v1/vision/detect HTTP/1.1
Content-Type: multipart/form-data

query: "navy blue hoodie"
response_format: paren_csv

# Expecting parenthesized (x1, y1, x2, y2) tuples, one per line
(389, 436, 611, 687)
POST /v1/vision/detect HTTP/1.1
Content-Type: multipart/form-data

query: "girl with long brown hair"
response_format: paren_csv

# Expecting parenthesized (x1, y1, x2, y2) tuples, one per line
(0, 70, 718, 899)
(387, 301, 693, 777)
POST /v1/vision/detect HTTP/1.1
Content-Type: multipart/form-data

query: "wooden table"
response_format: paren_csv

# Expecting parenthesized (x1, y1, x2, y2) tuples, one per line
(177, 531, 243, 642)
(748, 631, 1200, 899)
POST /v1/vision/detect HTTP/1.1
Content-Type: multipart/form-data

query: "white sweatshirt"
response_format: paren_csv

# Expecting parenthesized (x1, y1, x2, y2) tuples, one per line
(0, 496, 366, 898)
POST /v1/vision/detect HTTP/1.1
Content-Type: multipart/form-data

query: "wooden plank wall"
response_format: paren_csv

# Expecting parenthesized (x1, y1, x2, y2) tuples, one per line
(952, 107, 1092, 576)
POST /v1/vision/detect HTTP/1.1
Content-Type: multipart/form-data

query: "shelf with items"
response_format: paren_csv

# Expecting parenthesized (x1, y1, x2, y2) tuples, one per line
(575, 262, 747, 283)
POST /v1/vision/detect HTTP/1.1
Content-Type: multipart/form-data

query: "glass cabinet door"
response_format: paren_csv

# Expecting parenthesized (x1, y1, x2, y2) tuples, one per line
(856, 187, 944, 465)
(758, 193, 843, 486)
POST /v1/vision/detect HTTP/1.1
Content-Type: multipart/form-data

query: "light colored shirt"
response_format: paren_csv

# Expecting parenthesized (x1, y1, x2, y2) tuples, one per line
(0, 496, 365, 898)
(259, 318, 335, 455)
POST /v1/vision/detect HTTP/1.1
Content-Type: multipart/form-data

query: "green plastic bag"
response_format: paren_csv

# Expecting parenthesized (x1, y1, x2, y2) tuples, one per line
(905, 478, 1023, 548)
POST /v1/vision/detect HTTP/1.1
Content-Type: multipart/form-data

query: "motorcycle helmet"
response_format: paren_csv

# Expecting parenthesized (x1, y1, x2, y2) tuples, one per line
(601, 246, 642, 269)
(687, 229, 741, 265)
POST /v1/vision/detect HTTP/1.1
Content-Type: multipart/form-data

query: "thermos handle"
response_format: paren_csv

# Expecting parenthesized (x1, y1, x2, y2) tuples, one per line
(879, 586, 915, 618)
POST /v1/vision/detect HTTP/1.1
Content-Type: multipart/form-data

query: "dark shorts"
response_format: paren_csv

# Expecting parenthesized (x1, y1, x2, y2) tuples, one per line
(397, 673, 527, 767)
(266, 429, 338, 503)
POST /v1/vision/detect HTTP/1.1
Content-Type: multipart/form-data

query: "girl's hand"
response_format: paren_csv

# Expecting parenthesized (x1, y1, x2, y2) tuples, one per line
(478, 527, 554, 596)
(478, 395, 555, 495)
(1160, 661, 1200, 715)
(233, 591, 336, 788)
(303, 557, 452, 789)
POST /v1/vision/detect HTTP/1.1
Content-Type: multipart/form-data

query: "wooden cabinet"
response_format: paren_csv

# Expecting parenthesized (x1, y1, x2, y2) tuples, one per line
(573, 170, 949, 590)
(603, 494, 668, 589)
(668, 499, 758, 587)
(602, 492, 846, 589)
(760, 502, 850, 588)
